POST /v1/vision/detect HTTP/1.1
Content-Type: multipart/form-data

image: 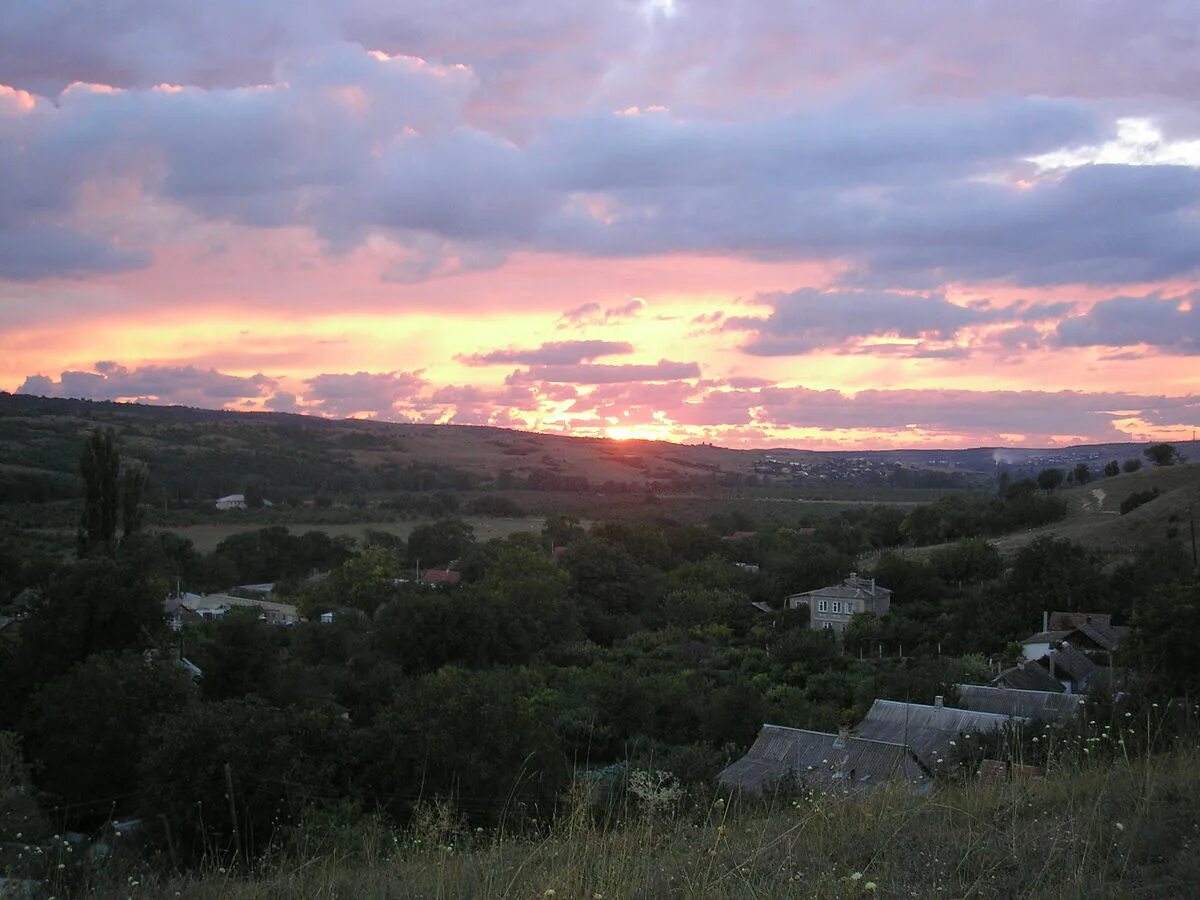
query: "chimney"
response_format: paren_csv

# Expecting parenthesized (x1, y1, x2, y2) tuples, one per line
(834, 725, 849, 748)
(934, 695, 944, 709)
(1042, 610, 1049, 633)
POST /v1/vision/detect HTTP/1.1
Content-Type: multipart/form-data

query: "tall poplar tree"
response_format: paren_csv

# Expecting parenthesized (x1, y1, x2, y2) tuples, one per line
(78, 428, 121, 557)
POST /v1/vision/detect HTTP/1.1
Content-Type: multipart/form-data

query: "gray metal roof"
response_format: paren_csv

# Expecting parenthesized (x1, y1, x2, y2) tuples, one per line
(1035, 645, 1095, 682)
(992, 661, 1066, 693)
(788, 575, 892, 602)
(718, 724, 929, 795)
(1021, 630, 1070, 645)
(855, 700, 1018, 769)
(956, 684, 1083, 721)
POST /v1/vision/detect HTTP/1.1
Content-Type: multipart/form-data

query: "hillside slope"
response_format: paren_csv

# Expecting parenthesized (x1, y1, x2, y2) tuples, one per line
(987, 463, 1200, 557)
(89, 747, 1200, 899)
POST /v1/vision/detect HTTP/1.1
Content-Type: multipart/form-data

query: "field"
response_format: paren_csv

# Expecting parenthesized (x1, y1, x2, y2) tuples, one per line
(157, 517, 550, 554)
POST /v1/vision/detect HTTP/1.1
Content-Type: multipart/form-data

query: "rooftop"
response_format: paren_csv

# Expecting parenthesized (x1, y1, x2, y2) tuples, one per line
(718, 724, 929, 794)
(855, 700, 1018, 769)
(956, 684, 1083, 721)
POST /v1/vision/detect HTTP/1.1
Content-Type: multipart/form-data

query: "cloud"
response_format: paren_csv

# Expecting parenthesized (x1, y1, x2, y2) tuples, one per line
(726, 289, 1071, 356)
(17, 362, 276, 405)
(557, 299, 645, 328)
(0, 224, 150, 281)
(5, 56, 1199, 289)
(752, 386, 1200, 440)
(506, 359, 701, 384)
(459, 339, 634, 366)
(299, 369, 426, 418)
(1056, 292, 1200, 354)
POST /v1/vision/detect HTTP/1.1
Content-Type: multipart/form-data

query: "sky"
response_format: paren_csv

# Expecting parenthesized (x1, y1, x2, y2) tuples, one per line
(2, 0, 1199, 449)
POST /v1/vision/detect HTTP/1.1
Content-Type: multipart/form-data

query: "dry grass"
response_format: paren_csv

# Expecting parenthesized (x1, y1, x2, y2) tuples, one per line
(78, 746, 1200, 900)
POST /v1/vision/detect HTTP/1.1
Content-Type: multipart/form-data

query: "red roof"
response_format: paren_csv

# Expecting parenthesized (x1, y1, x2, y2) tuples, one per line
(420, 569, 461, 585)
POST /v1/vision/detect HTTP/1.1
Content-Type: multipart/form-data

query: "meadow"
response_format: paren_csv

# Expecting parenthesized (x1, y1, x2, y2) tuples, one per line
(73, 741, 1200, 899)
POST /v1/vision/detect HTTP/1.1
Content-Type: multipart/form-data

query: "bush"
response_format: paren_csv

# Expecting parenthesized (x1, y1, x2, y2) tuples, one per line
(1120, 488, 1160, 515)
(464, 495, 528, 517)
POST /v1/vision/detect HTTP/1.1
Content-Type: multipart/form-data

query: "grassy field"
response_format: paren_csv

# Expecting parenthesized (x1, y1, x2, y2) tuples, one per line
(79, 745, 1200, 899)
(152, 517, 551, 554)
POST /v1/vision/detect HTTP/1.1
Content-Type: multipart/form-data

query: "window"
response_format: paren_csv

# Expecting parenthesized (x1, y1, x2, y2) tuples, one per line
(817, 599, 828, 613)
(844, 601, 855, 614)
(832, 601, 841, 613)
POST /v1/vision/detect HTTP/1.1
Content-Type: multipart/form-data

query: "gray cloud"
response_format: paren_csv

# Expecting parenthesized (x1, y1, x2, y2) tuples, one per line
(753, 386, 1200, 439)
(4, 5, 1200, 293)
(1056, 292, 1200, 354)
(459, 339, 634, 366)
(17, 362, 276, 404)
(299, 370, 426, 418)
(726, 289, 1069, 356)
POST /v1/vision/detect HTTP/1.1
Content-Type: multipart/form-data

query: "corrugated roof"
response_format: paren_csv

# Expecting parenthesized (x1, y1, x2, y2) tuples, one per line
(992, 661, 1066, 693)
(956, 684, 1083, 721)
(718, 724, 929, 794)
(789, 575, 892, 602)
(1071, 621, 1122, 652)
(1035, 645, 1095, 682)
(1021, 630, 1070, 645)
(855, 700, 1017, 769)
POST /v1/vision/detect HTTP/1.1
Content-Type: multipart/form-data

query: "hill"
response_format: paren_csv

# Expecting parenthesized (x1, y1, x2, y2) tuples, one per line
(959, 463, 1199, 560)
(87, 746, 1200, 899)
(2, 392, 1192, 506)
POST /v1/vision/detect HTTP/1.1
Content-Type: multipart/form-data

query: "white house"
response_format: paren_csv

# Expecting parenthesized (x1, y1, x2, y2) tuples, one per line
(787, 573, 892, 633)
(215, 494, 247, 510)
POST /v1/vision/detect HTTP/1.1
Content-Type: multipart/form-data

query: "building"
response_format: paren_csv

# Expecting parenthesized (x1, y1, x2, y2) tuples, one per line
(214, 494, 247, 510)
(1021, 612, 1125, 662)
(956, 684, 1084, 722)
(166, 592, 299, 625)
(855, 699, 1019, 772)
(787, 573, 892, 633)
(718, 724, 930, 795)
(991, 660, 1067, 693)
(1032, 644, 1100, 694)
(420, 569, 462, 586)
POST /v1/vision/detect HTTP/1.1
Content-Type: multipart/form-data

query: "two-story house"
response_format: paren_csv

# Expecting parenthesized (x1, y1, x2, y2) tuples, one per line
(787, 573, 892, 633)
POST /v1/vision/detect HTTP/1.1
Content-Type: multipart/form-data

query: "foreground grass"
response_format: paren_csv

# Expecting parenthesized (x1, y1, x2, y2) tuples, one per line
(85, 747, 1200, 900)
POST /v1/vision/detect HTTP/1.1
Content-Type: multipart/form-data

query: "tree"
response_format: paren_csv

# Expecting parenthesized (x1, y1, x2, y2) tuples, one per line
(244, 479, 265, 509)
(1036, 468, 1064, 492)
(141, 697, 352, 857)
(1124, 581, 1200, 696)
(25, 653, 193, 811)
(17, 558, 166, 683)
(358, 668, 568, 820)
(332, 546, 401, 615)
(121, 461, 148, 538)
(930, 538, 1003, 585)
(1104, 460, 1120, 478)
(1144, 443, 1181, 467)
(196, 608, 284, 700)
(78, 428, 121, 557)
(1072, 463, 1092, 485)
(1122, 458, 1143, 473)
(407, 518, 475, 568)
(542, 514, 585, 549)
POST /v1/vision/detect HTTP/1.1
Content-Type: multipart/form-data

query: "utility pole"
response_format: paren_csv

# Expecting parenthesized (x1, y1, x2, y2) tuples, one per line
(224, 763, 240, 861)
(1190, 504, 1197, 569)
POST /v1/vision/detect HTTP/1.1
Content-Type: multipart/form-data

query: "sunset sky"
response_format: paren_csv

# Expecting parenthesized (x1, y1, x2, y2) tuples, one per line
(3, 1, 1199, 448)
